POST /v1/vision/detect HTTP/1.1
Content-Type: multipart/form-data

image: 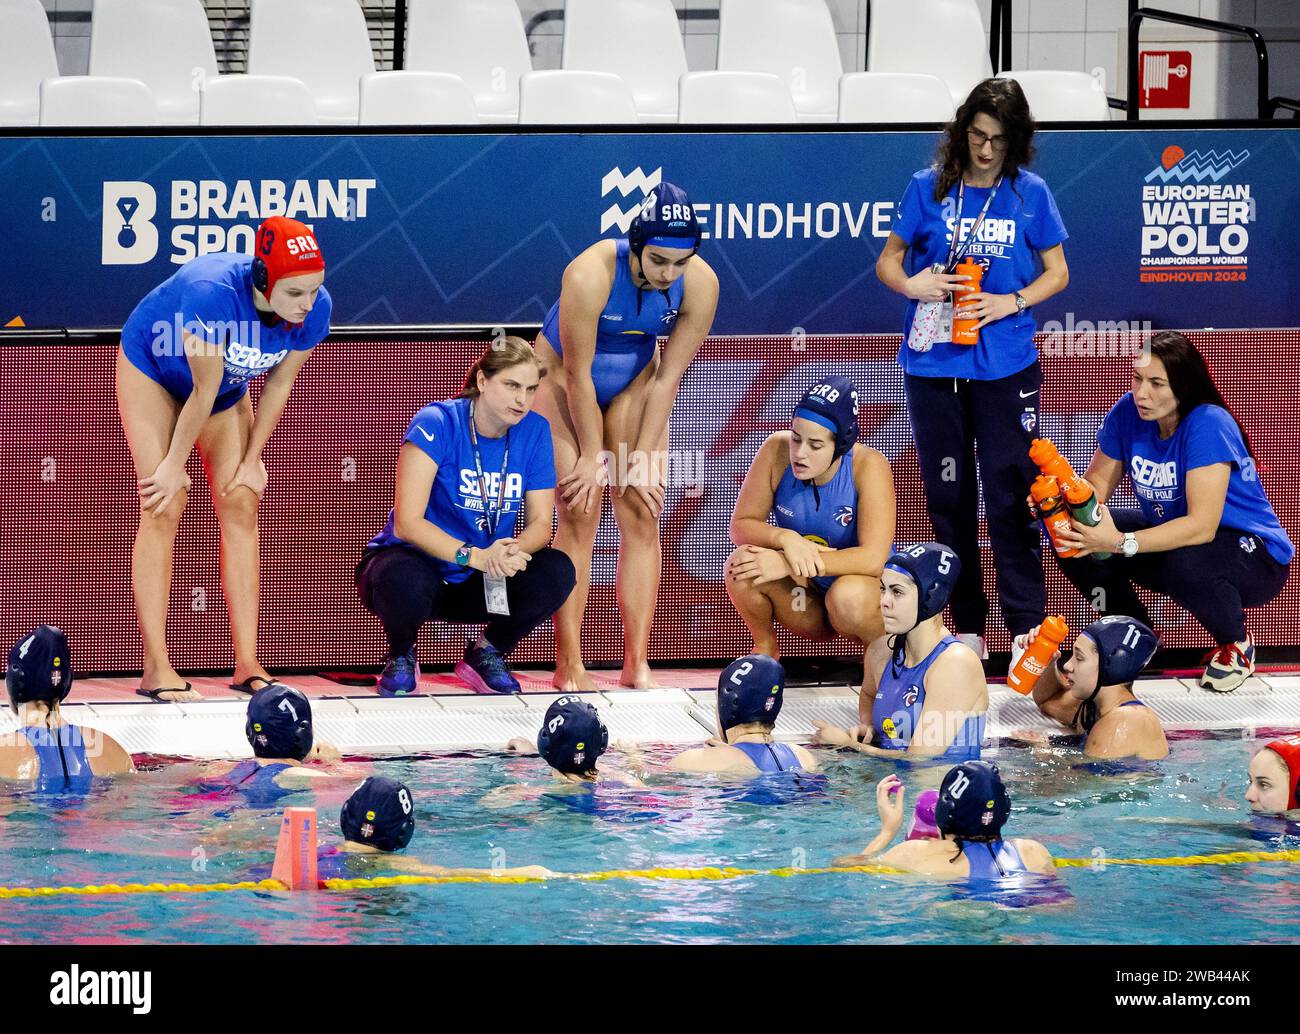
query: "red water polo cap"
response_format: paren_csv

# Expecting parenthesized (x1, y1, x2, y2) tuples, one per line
(253, 216, 325, 298)
(1265, 735, 1300, 810)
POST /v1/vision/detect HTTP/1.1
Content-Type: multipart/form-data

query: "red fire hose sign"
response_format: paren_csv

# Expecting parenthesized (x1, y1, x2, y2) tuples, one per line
(1139, 50, 1191, 108)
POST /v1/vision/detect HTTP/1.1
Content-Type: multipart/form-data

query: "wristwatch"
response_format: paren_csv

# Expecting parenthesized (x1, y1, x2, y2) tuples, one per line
(1013, 291, 1027, 315)
(454, 543, 473, 567)
(1118, 532, 1139, 558)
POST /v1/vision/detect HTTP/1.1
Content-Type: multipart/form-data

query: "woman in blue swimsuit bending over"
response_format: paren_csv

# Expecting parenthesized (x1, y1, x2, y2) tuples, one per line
(533, 182, 719, 692)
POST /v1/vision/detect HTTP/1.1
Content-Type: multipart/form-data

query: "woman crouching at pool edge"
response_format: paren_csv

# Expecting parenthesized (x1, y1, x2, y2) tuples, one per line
(726, 377, 895, 708)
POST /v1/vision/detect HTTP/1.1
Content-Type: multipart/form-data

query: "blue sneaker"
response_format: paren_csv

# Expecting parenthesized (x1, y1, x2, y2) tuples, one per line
(377, 648, 419, 697)
(455, 642, 521, 695)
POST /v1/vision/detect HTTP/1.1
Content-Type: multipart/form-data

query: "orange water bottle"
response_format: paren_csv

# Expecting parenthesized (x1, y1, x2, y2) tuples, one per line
(1029, 439, 1110, 558)
(950, 257, 984, 346)
(1007, 616, 1069, 694)
(1030, 475, 1078, 558)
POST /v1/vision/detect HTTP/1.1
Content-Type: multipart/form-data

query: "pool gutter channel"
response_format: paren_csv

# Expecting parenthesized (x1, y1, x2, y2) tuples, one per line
(0, 677, 1294, 759)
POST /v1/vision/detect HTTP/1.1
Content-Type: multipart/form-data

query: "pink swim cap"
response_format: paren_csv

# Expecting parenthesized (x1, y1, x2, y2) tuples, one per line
(906, 789, 941, 840)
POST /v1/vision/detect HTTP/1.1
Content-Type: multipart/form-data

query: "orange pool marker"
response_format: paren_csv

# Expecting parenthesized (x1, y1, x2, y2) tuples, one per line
(271, 807, 319, 891)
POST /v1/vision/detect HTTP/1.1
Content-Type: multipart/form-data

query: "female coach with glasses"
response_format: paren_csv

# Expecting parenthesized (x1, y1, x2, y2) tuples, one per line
(876, 78, 1070, 662)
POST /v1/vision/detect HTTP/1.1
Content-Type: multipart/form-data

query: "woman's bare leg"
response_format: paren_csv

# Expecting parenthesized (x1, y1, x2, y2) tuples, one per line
(196, 395, 272, 687)
(824, 574, 886, 714)
(116, 348, 198, 701)
(532, 336, 602, 693)
(724, 552, 837, 656)
(604, 360, 671, 688)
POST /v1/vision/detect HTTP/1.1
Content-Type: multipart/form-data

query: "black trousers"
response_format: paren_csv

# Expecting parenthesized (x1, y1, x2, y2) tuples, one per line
(904, 360, 1045, 637)
(1055, 508, 1290, 645)
(356, 544, 576, 657)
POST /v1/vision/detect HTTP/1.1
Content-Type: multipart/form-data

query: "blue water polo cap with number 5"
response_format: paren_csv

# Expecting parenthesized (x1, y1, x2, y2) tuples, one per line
(883, 542, 961, 625)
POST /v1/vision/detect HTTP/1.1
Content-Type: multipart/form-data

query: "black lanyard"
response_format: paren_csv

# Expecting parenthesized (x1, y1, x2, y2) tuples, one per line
(945, 175, 1002, 272)
(467, 401, 511, 538)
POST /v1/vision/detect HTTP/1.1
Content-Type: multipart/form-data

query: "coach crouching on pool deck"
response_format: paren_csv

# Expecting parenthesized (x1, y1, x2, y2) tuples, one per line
(357, 338, 576, 695)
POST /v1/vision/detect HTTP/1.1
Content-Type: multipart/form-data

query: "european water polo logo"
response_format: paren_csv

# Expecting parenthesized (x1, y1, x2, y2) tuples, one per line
(832, 505, 854, 528)
(1144, 146, 1249, 183)
(1139, 145, 1253, 284)
(102, 181, 159, 264)
(600, 166, 662, 234)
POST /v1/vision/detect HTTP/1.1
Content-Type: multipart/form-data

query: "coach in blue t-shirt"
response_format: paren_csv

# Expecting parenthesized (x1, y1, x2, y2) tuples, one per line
(876, 78, 1070, 660)
(357, 338, 576, 696)
(1055, 332, 1293, 693)
(117, 216, 330, 702)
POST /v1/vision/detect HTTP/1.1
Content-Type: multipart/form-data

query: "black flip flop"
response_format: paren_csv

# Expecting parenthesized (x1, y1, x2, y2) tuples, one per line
(230, 676, 279, 695)
(136, 682, 194, 701)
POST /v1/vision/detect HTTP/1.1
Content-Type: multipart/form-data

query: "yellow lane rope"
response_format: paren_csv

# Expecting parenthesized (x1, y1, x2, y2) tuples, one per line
(3, 849, 1300, 899)
(0, 879, 285, 899)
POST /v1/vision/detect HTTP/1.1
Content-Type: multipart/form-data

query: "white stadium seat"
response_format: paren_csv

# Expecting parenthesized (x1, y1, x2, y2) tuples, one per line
(518, 70, 639, 125)
(678, 71, 798, 124)
(39, 76, 158, 126)
(199, 75, 320, 126)
(562, 0, 687, 124)
(89, 0, 217, 125)
(717, 0, 841, 122)
(405, 0, 532, 124)
(999, 70, 1111, 121)
(359, 72, 479, 125)
(838, 72, 956, 123)
(868, 0, 992, 108)
(247, 0, 373, 124)
(0, 0, 59, 127)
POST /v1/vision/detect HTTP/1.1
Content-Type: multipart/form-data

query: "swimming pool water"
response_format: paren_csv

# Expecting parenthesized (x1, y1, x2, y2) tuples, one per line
(2, 737, 1298, 945)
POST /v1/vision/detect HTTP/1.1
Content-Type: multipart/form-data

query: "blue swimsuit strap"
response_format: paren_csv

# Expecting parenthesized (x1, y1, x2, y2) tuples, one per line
(732, 740, 788, 773)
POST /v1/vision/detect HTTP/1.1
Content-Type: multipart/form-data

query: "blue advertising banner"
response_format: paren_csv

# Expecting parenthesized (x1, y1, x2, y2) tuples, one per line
(1, 127, 1296, 333)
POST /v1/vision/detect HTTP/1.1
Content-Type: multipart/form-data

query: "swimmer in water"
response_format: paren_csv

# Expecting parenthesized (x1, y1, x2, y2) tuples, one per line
(833, 764, 1055, 882)
(240, 776, 552, 880)
(314, 776, 552, 879)
(195, 683, 351, 805)
(670, 655, 820, 775)
(0, 626, 134, 790)
(814, 543, 987, 760)
(492, 696, 643, 804)
(1021, 615, 1168, 760)
(1246, 736, 1300, 817)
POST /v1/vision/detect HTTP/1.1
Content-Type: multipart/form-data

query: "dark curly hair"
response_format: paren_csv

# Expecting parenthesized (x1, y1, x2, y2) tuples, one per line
(934, 78, 1037, 200)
